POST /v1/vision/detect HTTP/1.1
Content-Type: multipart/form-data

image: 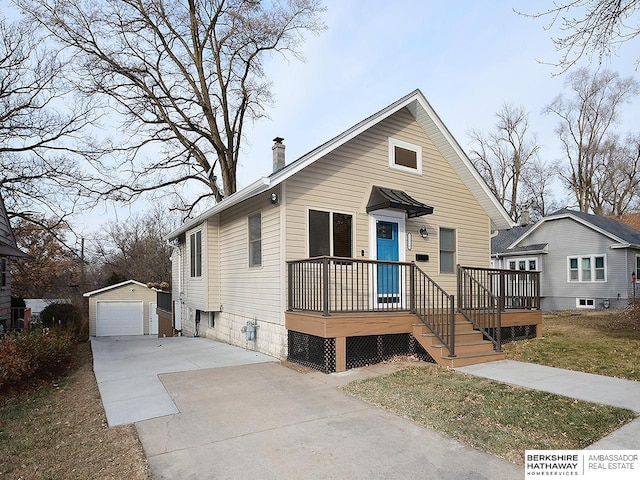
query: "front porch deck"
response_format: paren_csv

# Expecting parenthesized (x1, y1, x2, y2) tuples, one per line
(286, 257, 542, 372)
(285, 310, 542, 371)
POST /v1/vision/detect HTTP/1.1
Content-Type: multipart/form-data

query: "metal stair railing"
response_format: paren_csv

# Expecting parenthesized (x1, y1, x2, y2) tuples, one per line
(457, 265, 502, 351)
(411, 264, 456, 357)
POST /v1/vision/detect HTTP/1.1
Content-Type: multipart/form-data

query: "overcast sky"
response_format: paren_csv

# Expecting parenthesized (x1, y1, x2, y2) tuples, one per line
(9, 0, 638, 234)
(236, 0, 640, 197)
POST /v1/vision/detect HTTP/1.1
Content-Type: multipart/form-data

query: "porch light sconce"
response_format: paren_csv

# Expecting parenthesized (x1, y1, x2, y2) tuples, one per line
(270, 193, 278, 204)
(419, 225, 428, 239)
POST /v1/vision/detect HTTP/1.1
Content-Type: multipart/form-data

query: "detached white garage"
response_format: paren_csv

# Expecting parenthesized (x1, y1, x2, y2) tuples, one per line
(84, 280, 158, 337)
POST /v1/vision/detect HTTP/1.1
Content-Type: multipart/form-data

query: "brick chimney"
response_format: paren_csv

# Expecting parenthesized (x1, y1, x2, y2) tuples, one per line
(272, 137, 285, 172)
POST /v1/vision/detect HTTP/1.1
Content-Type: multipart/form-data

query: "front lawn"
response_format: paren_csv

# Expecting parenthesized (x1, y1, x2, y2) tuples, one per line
(504, 310, 640, 380)
(343, 310, 640, 465)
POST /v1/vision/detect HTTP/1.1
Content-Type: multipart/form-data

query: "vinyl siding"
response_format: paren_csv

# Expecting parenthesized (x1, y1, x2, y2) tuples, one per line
(206, 217, 221, 309)
(218, 191, 282, 324)
(284, 107, 491, 295)
(87, 283, 156, 336)
(183, 225, 207, 310)
(520, 218, 633, 309)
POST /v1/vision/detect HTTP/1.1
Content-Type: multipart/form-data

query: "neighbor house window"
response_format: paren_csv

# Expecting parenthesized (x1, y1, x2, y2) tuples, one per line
(1, 257, 7, 287)
(389, 137, 422, 175)
(567, 255, 606, 282)
(576, 298, 595, 309)
(508, 258, 537, 271)
(308, 209, 353, 258)
(248, 212, 262, 267)
(190, 231, 202, 277)
(439, 228, 456, 273)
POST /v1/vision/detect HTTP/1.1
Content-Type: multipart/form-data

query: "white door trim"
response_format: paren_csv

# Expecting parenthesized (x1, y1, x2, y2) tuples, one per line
(368, 209, 406, 261)
(368, 209, 406, 308)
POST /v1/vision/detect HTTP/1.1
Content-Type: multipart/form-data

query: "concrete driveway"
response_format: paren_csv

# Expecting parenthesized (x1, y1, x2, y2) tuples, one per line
(135, 363, 522, 479)
(93, 336, 521, 479)
(91, 336, 275, 426)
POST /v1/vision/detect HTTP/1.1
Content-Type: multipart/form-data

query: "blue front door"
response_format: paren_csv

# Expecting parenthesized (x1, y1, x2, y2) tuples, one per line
(376, 221, 399, 302)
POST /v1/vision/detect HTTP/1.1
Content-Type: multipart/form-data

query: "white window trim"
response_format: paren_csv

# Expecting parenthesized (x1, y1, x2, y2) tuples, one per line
(438, 227, 457, 275)
(248, 211, 262, 268)
(508, 257, 538, 271)
(306, 207, 355, 258)
(388, 137, 422, 175)
(567, 254, 607, 283)
(576, 298, 596, 309)
(368, 209, 406, 262)
(189, 230, 203, 278)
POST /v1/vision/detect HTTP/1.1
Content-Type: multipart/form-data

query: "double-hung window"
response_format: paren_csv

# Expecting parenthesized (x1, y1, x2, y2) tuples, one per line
(439, 228, 456, 273)
(1, 257, 7, 287)
(567, 255, 606, 282)
(249, 212, 262, 267)
(308, 209, 353, 258)
(190, 231, 202, 277)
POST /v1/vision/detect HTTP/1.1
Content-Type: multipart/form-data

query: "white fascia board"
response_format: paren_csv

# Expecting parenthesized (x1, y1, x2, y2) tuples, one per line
(268, 91, 420, 186)
(496, 248, 548, 258)
(408, 90, 513, 230)
(83, 279, 149, 297)
(164, 177, 271, 241)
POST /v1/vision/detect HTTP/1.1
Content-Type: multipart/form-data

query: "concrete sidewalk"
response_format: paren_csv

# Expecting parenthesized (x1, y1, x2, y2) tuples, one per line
(91, 336, 275, 426)
(458, 360, 640, 450)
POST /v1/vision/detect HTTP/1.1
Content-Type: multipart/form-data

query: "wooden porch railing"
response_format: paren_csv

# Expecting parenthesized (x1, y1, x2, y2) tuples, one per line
(287, 257, 456, 356)
(457, 265, 540, 351)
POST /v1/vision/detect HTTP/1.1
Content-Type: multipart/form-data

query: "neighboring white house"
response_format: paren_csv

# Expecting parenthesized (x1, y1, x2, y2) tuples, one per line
(84, 280, 159, 336)
(165, 89, 515, 361)
(0, 190, 25, 331)
(492, 209, 640, 310)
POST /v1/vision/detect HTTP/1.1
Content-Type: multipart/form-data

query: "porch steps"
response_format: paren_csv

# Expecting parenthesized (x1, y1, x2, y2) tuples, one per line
(412, 320, 505, 368)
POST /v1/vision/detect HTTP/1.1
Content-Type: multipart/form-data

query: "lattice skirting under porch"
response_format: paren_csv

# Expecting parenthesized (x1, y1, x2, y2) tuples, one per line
(287, 331, 435, 374)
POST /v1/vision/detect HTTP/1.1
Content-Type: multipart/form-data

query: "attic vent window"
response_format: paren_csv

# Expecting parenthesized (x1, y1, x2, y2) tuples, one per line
(389, 137, 422, 175)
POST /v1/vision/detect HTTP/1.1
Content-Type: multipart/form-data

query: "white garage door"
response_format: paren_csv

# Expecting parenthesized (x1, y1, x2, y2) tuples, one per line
(96, 301, 144, 336)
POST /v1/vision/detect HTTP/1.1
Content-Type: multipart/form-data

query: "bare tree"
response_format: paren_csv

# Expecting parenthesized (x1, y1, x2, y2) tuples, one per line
(546, 68, 639, 213)
(89, 206, 179, 288)
(0, 15, 113, 223)
(16, 0, 326, 216)
(520, 0, 640, 72)
(11, 217, 82, 298)
(468, 104, 543, 221)
(594, 134, 640, 215)
(522, 159, 563, 220)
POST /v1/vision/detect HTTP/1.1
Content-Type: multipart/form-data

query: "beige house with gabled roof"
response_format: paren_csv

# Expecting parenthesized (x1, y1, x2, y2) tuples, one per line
(165, 89, 541, 373)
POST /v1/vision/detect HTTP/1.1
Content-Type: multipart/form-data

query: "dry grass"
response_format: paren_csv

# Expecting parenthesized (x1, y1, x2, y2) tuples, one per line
(343, 365, 635, 465)
(504, 309, 640, 380)
(343, 310, 640, 465)
(0, 342, 150, 480)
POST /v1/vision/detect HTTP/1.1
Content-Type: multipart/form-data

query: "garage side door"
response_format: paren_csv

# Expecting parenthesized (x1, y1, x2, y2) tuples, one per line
(96, 301, 144, 336)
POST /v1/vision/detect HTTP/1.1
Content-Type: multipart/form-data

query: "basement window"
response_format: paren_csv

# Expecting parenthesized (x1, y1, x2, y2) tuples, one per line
(576, 298, 595, 309)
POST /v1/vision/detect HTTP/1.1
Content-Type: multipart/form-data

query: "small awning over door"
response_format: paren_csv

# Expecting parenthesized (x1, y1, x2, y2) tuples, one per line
(366, 186, 434, 218)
